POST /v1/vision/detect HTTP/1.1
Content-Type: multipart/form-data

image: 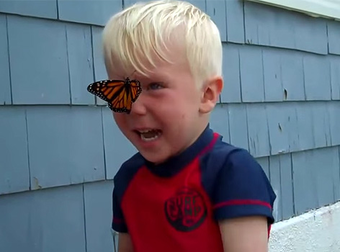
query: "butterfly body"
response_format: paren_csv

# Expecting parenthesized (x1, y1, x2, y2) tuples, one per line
(87, 78, 142, 114)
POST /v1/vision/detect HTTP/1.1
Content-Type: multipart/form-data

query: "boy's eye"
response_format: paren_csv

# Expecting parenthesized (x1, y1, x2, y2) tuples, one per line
(147, 82, 164, 90)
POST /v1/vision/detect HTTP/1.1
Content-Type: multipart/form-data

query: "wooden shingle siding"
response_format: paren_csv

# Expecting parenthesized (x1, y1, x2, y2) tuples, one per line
(26, 106, 105, 189)
(0, 15, 11, 105)
(0, 107, 29, 194)
(0, 1, 340, 251)
(328, 21, 340, 55)
(58, 0, 123, 26)
(0, 185, 87, 252)
(0, 0, 58, 20)
(7, 16, 70, 104)
(244, 1, 328, 54)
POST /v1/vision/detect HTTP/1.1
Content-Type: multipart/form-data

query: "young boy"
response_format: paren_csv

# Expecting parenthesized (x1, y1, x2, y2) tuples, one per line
(97, 0, 276, 251)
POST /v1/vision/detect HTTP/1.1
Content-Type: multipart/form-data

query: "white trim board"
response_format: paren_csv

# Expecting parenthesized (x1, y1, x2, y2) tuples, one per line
(246, 0, 340, 21)
(269, 201, 340, 252)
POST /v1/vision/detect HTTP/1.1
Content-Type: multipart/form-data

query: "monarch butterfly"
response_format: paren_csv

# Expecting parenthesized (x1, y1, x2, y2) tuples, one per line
(87, 78, 142, 114)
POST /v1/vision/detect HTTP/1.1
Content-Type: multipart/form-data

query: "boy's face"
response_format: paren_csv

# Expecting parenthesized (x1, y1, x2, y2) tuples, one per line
(109, 49, 222, 164)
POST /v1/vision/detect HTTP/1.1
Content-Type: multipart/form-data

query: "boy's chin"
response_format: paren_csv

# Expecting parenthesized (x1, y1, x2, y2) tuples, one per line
(140, 151, 169, 165)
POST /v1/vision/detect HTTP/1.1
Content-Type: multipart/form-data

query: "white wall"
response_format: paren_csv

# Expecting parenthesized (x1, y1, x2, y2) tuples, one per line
(269, 201, 340, 252)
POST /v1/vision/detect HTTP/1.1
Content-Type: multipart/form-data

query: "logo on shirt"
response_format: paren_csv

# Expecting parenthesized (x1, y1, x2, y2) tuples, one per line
(164, 187, 207, 232)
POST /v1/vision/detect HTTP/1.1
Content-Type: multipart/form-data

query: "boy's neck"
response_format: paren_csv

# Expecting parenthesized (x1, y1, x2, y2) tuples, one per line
(151, 122, 210, 166)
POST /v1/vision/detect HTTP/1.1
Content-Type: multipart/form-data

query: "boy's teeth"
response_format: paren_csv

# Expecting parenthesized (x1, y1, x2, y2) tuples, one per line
(141, 134, 160, 142)
(138, 130, 161, 142)
(139, 130, 153, 133)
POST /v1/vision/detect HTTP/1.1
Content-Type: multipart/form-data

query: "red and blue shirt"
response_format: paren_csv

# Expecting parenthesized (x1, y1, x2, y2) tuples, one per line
(112, 126, 276, 252)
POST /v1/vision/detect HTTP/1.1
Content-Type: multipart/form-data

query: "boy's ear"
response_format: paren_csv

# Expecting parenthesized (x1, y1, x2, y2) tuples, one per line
(199, 75, 223, 114)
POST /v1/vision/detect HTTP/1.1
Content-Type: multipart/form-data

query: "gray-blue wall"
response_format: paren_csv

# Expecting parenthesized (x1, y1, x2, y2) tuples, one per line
(0, 0, 339, 251)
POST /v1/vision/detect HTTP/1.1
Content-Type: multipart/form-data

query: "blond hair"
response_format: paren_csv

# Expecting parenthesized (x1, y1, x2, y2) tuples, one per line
(102, 0, 222, 87)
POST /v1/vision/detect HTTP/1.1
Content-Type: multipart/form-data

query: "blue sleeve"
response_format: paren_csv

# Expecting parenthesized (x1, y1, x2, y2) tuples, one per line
(112, 186, 128, 232)
(212, 149, 276, 224)
(111, 153, 145, 233)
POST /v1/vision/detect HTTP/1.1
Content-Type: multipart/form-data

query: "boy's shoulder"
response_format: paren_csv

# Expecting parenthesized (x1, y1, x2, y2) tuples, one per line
(113, 152, 145, 187)
(201, 137, 276, 223)
(201, 137, 265, 177)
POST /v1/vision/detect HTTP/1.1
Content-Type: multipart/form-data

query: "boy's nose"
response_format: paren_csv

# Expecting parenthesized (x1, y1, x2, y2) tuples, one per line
(130, 93, 147, 115)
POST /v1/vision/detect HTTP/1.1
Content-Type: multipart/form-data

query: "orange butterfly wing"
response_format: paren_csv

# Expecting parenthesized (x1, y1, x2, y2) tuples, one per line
(128, 80, 142, 103)
(87, 78, 142, 114)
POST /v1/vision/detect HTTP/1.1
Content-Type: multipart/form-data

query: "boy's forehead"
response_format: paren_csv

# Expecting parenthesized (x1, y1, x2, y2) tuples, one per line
(107, 47, 188, 80)
(108, 64, 171, 82)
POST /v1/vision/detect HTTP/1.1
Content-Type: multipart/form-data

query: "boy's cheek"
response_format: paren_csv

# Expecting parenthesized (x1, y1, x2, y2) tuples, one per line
(112, 114, 128, 130)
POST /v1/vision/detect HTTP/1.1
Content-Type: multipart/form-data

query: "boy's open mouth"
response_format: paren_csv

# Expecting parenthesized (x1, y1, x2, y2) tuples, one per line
(135, 129, 162, 142)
